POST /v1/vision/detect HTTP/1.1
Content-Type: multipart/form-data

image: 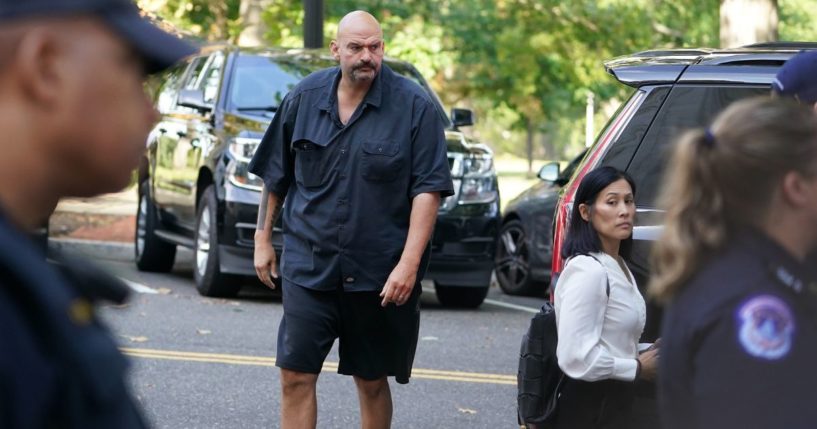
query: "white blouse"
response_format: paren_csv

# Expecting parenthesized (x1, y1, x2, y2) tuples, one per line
(554, 252, 647, 382)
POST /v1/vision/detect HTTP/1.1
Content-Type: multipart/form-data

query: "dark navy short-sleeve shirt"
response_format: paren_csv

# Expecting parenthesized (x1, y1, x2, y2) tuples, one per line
(248, 64, 454, 292)
(658, 229, 817, 429)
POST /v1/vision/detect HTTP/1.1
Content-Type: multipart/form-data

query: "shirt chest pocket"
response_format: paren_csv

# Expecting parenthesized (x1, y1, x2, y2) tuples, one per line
(293, 139, 330, 188)
(361, 140, 402, 182)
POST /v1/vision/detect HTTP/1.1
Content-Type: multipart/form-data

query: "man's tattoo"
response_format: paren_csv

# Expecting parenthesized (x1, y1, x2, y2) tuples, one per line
(256, 188, 270, 230)
(269, 200, 283, 228)
(256, 187, 284, 230)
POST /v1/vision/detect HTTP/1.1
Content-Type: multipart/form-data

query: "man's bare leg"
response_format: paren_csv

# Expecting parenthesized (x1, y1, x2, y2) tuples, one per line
(354, 376, 392, 429)
(280, 369, 319, 429)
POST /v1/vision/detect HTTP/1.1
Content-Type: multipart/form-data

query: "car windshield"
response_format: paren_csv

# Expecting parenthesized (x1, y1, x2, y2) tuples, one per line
(229, 53, 452, 127)
(229, 55, 311, 112)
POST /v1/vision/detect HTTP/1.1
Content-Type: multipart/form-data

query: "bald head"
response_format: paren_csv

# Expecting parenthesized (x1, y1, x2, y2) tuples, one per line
(331, 11, 384, 86)
(336, 11, 382, 42)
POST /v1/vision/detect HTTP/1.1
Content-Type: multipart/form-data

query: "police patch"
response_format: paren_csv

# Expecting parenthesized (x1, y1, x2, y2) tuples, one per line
(737, 295, 795, 360)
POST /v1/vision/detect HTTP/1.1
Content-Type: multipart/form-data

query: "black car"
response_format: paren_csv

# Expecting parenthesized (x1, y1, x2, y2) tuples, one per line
(135, 44, 500, 308)
(550, 42, 817, 340)
(494, 149, 585, 296)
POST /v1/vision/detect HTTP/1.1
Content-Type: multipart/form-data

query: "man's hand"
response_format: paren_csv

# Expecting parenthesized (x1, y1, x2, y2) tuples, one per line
(379, 261, 417, 307)
(254, 241, 278, 290)
(254, 186, 282, 290)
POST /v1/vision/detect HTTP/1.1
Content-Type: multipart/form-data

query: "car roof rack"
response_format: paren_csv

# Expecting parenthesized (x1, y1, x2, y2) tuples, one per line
(605, 42, 817, 87)
(741, 41, 817, 50)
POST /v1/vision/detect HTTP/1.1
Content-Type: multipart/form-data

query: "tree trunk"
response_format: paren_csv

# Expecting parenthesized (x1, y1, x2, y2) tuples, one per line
(526, 116, 534, 176)
(210, 2, 230, 41)
(237, 0, 270, 47)
(720, 0, 778, 48)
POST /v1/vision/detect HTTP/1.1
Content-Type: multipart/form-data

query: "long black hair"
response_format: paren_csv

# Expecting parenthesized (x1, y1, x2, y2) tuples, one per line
(561, 166, 636, 259)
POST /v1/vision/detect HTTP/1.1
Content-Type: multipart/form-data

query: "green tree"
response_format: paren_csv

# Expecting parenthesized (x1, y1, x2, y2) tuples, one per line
(138, 0, 817, 165)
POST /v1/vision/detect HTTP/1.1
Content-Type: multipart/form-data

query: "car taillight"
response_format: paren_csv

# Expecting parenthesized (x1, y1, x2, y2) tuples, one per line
(549, 90, 646, 300)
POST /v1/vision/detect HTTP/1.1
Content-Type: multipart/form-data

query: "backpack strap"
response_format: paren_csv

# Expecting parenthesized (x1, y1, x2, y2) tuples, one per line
(584, 253, 610, 298)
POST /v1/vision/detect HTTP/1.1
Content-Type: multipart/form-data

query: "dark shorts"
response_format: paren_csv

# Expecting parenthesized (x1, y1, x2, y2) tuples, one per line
(276, 280, 422, 384)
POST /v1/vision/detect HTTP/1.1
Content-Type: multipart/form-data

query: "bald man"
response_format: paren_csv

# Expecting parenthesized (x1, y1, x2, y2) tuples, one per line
(0, 0, 194, 427)
(249, 10, 453, 429)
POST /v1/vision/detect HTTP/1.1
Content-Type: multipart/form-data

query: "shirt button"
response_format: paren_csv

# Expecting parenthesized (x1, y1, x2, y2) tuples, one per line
(345, 276, 355, 283)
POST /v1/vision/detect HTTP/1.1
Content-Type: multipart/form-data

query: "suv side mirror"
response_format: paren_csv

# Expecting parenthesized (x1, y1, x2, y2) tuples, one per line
(538, 162, 561, 182)
(451, 108, 474, 128)
(178, 89, 211, 112)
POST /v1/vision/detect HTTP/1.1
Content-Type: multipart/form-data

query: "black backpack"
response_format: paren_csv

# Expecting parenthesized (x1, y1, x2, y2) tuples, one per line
(517, 255, 609, 428)
(517, 301, 563, 428)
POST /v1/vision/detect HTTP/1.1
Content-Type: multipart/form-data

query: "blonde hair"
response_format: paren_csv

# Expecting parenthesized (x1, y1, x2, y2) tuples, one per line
(649, 96, 817, 302)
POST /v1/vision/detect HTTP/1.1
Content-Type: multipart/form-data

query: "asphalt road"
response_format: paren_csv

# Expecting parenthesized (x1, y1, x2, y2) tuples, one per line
(91, 248, 548, 429)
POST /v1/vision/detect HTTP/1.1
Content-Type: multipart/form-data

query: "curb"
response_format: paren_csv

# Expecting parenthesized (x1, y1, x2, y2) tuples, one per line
(49, 238, 134, 263)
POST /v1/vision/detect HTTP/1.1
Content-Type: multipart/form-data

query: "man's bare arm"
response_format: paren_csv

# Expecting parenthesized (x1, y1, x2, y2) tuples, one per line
(256, 186, 283, 232)
(254, 186, 284, 289)
(380, 192, 441, 306)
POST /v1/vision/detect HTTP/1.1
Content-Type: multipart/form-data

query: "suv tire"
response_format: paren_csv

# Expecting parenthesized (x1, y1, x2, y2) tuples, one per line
(495, 219, 537, 296)
(135, 180, 176, 272)
(435, 283, 488, 308)
(194, 185, 240, 298)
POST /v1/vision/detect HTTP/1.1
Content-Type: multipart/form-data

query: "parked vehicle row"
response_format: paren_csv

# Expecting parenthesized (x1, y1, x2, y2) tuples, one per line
(136, 44, 499, 308)
(135, 41, 814, 310)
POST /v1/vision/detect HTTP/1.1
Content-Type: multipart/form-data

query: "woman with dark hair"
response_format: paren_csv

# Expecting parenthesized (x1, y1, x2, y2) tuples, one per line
(554, 166, 658, 429)
(650, 97, 817, 428)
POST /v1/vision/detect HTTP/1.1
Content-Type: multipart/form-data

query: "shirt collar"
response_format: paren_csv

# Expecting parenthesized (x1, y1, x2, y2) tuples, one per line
(315, 64, 388, 112)
(736, 227, 816, 294)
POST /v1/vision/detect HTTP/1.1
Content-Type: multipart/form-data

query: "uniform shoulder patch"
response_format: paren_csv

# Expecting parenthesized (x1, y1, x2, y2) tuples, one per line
(736, 294, 795, 360)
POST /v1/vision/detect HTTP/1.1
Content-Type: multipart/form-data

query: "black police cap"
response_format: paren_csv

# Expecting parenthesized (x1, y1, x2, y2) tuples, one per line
(0, 0, 197, 73)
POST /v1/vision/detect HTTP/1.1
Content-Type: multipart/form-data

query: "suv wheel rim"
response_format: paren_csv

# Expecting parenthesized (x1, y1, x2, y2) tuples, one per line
(496, 225, 528, 289)
(196, 205, 211, 277)
(136, 196, 147, 257)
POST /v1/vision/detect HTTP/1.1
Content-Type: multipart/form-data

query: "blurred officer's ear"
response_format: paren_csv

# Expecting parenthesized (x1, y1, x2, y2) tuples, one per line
(12, 26, 65, 107)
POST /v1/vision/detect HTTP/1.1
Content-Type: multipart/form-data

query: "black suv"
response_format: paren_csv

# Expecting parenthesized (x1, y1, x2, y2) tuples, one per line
(136, 45, 500, 308)
(550, 42, 817, 340)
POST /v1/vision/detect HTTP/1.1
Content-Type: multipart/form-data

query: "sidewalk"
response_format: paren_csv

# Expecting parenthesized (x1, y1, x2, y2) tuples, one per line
(50, 186, 138, 243)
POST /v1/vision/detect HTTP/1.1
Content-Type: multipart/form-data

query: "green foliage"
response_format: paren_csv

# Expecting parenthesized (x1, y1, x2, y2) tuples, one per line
(141, 0, 817, 159)
(779, 0, 817, 42)
(143, 0, 241, 40)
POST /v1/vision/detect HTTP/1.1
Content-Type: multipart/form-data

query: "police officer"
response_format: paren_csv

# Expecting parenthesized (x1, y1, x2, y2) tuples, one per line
(773, 49, 817, 110)
(0, 0, 195, 427)
(648, 96, 817, 428)
(249, 10, 453, 429)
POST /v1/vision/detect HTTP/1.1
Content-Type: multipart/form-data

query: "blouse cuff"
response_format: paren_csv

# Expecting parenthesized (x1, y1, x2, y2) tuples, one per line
(612, 357, 639, 381)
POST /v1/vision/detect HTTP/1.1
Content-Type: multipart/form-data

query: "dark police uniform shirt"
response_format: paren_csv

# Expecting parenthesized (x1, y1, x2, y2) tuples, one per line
(659, 228, 817, 429)
(248, 64, 454, 292)
(0, 211, 147, 428)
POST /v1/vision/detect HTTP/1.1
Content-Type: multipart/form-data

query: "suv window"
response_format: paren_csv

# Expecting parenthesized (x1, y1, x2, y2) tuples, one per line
(628, 85, 768, 206)
(229, 55, 308, 111)
(155, 63, 187, 114)
(198, 53, 225, 105)
(182, 56, 208, 90)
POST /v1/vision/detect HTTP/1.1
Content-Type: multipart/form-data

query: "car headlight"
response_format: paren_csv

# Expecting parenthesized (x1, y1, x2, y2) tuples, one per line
(227, 137, 263, 190)
(454, 153, 497, 205)
(462, 154, 493, 177)
(459, 176, 497, 204)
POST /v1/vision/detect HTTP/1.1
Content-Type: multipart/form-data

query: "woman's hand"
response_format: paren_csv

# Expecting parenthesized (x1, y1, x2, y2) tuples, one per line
(637, 348, 659, 381)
